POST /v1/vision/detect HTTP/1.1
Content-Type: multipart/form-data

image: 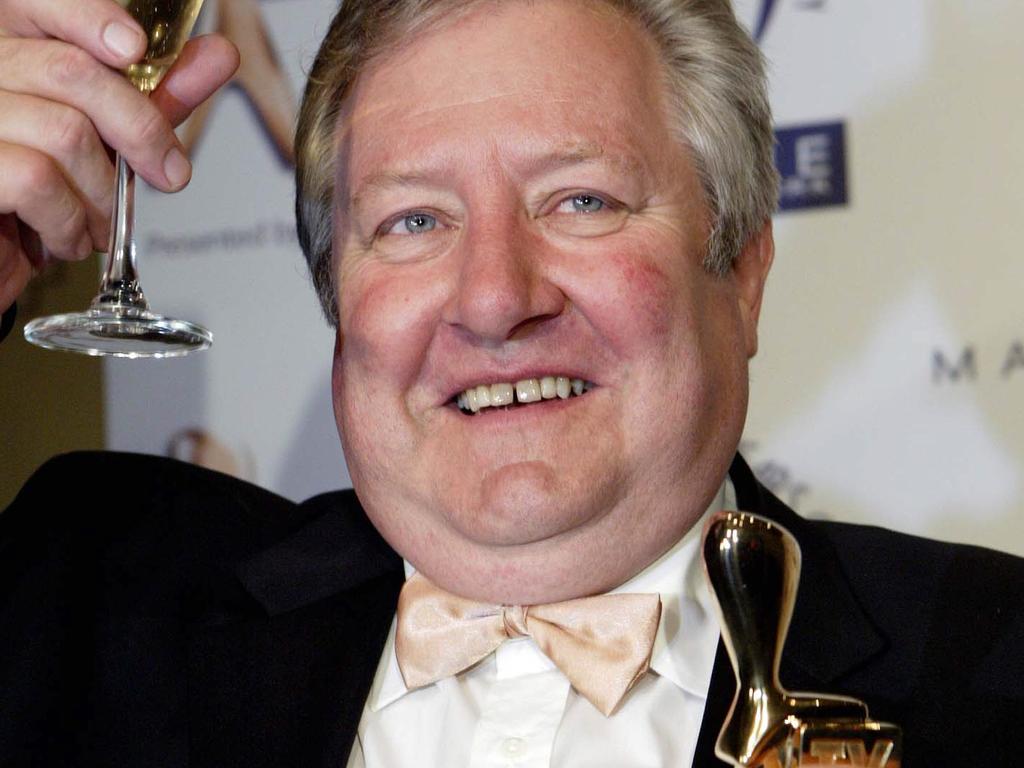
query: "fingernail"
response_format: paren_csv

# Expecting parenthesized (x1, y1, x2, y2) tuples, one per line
(163, 147, 192, 189)
(103, 21, 145, 60)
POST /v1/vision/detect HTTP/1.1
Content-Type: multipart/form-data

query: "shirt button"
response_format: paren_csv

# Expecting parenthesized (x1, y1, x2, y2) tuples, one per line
(501, 737, 526, 757)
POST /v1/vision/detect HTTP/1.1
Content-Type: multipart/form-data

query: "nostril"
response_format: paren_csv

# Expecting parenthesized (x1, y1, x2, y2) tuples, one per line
(444, 249, 568, 344)
(506, 312, 562, 342)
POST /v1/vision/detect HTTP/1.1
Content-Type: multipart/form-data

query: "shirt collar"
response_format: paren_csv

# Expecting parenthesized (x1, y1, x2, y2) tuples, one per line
(366, 615, 407, 712)
(365, 480, 733, 712)
(614, 479, 732, 698)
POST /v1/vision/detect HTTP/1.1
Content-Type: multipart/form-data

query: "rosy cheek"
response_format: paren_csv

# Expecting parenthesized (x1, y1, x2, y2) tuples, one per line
(565, 243, 678, 350)
(340, 267, 443, 375)
(607, 251, 676, 339)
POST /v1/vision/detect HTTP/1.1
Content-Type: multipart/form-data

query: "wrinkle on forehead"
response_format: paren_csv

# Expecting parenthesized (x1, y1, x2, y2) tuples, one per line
(329, 0, 677, 213)
(335, 87, 579, 142)
(333, 0, 663, 141)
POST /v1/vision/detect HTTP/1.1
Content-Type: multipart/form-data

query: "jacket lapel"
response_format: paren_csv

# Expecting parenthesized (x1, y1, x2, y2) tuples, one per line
(196, 490, 404, 767)
(692, 454, 886, 767)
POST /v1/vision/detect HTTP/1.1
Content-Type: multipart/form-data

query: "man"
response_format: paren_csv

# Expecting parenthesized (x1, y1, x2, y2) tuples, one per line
(1, 1, 1022, 766)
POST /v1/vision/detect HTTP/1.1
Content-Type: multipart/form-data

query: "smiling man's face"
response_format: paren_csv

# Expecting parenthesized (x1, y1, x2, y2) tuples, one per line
(330, 0, 773, 603)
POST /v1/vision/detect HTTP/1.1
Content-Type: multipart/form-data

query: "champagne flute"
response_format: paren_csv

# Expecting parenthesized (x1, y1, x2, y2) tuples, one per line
(24, 0, 212, 358)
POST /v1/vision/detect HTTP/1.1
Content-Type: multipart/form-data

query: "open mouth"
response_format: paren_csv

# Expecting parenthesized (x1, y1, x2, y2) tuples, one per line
(452, 376, 594, 414)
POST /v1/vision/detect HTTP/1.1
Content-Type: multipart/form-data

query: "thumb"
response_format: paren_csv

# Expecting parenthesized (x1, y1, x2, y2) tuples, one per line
(150, 34, 240, 128)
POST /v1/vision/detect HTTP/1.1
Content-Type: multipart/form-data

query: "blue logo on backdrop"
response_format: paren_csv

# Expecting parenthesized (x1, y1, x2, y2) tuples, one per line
(774, 122, 848, 211)
(751, 0, 848, 212)
(753, 0, 828, 42)
(752, 0, 779, 42)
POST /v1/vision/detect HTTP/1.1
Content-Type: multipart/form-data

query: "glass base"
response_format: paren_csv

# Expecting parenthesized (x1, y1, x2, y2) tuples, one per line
(23, 306, 212, 358)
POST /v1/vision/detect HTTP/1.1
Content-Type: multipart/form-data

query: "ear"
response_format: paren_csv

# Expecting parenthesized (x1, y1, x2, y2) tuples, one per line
(330, 328, 346, 407)
(732, 219, 775, 358)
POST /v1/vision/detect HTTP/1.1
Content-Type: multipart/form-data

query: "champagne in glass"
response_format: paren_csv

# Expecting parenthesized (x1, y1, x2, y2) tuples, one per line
(122, 0, 206, 93)
(23, 0, 212, 358)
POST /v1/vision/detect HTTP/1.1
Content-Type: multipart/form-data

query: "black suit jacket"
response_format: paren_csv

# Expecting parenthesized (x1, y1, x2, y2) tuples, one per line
(1, 451, 1022, 766)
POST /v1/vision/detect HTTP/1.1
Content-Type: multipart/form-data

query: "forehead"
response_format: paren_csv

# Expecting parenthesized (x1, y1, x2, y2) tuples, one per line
(333, 0, 678, 184)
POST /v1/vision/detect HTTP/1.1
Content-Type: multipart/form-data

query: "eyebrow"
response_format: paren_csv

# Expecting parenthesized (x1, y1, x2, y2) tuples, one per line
(521, 143, 645, 178)
(349, 171, 443, 214)
(347, 142, 646, 212)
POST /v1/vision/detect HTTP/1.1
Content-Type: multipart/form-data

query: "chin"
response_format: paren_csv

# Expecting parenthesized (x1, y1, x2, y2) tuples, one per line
(444, 458, 620, 546)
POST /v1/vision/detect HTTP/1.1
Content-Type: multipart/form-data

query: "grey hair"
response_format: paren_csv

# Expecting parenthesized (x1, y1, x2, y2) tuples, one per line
(295, 0, 778, 326)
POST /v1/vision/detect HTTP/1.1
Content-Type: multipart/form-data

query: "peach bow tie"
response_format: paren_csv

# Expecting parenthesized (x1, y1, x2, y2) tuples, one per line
(394, 572, 662, 716)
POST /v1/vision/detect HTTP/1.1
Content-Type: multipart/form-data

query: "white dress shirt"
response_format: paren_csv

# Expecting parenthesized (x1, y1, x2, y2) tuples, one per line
(346, 480, 734, 768)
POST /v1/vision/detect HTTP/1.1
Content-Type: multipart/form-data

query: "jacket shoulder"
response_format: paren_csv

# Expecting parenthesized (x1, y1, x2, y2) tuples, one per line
(0, 451, 399, 765)
(816, 519, 1024, 694)
(815, 517, 1024, 630)
(4, 451, 324, 557)
(0, 450, 381, 605)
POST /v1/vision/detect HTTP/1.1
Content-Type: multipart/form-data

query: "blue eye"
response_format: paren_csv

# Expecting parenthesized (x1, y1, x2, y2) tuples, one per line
(388, 213, 437, 235)
(566, 194, 605, 214)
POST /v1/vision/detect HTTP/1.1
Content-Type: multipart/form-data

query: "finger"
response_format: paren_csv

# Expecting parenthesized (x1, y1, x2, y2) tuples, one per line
(0, 38, 191, 191)
(0, 0, 146, 68)
(0, 216, 33, 313)
(151, 34, 240, 127)
(18, 219, 48, 273)
(0, 141, 92, 262)
(0, 91, 114, 250)
(179, 98, 214, 155)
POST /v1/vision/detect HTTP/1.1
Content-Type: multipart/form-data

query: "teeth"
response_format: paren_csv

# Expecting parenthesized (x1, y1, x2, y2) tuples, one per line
(515, 379, 541, 403)
(490, 382, 514, 406)
(475, 385, 492, 408)
(455, 376, 591, 413)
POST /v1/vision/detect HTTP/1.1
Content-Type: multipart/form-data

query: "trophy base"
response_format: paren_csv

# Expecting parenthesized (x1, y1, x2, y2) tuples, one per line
(754, 720, 902, 768)
(23, 305, 212, 359)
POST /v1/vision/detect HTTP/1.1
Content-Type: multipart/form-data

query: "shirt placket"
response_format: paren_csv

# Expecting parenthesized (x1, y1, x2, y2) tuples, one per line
(467, 636, 571, 768)
(467, 669, 570, 768)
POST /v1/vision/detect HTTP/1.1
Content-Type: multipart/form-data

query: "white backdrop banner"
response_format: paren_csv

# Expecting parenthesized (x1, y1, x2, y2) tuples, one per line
(107, 0, 1024, 556)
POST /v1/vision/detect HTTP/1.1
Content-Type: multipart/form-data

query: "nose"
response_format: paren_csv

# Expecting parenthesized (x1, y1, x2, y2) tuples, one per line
(442, 214, 566, 344)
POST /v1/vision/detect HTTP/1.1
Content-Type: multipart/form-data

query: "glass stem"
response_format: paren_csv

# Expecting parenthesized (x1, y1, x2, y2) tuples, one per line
(94, 153, 148, 311)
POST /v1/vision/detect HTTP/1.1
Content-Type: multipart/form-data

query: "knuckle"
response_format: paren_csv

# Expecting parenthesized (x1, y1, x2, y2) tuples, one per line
(63, 201, 87, 236)
(45, 220, 82, 257)
(46, 191, 85, 246)
(131, 105, 169, 150)
(17, 152, 60, 195)
(59, 219, 87, 255)
(45, 45, 97, 90)
(16, 223, 46, 270)
(48, 107, 95, 158)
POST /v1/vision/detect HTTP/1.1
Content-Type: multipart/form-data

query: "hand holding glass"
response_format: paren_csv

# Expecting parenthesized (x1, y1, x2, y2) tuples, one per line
(24, 0, 211, 358)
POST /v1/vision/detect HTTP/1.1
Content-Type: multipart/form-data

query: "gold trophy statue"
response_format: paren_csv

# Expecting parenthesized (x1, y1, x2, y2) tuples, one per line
(701, 512, 902, 767)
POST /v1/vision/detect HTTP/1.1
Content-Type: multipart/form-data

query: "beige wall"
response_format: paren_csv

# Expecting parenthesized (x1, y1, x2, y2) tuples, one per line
(743, 1, 1024, 556)
(0, 264, 104, 509)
